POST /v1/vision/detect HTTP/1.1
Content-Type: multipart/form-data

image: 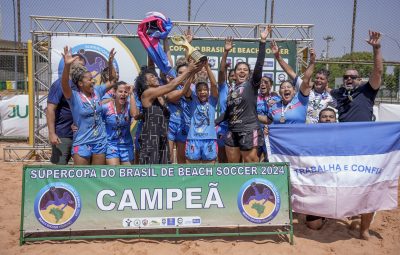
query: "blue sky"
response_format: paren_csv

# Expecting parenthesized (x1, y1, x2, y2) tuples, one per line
(1, 0, 399, 62)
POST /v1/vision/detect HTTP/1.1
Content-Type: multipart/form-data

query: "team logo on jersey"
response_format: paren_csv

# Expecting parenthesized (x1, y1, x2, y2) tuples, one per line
(237, 178, 280, 224)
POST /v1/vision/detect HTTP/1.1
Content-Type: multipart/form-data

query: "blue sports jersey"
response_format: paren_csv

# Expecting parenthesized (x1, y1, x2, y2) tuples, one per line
(187, 95, 217, 140)
(167, 85, 184, 125)
(102, 88, 115, 100)
(268, 91, 309, 124)
(257, 93, 281, 128)
(102, 101, 133, 146)
(68, 84, 107, 146)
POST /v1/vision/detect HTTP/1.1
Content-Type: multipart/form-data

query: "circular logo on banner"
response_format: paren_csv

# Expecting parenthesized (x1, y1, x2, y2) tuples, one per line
(57, 44, 119, 85)
(34, 182, 81, 230)
(237, 178, 280, 224)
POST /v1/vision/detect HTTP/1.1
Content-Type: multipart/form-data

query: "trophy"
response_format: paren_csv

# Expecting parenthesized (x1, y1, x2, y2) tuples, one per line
(171, 35, 207, 63)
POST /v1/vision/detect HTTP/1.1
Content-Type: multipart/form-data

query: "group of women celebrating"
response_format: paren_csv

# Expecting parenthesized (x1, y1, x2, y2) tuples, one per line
(60, 25, 316, 166)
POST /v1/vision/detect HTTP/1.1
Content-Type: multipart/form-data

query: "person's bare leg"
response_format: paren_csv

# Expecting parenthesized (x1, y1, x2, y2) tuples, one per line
(241, 148, 259, 163)
(186, 159, 202, 164)
(176, 142, 186, 164)
(306, 219, 324, 230)
(121, 161, 133, 165)
(168, 140, 176, 163)
(360, 212, 374, 240)
(225, 146, 241, 163)
(106, 158, 120, 165)
(73, 154, 90, 165)
(218, 145, 228, 163)
(91, 154, 106, 165)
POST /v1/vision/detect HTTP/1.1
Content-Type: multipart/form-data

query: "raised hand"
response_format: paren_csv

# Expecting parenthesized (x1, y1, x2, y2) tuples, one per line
(260, 25, 271, 42)
(62, 46, 79, 66)
(366, 30, 381, 49)
(309, 48, 316, 64)
(270, 40, 279, 56)
(224, 36, 234, 52)
(108, 48, 116, 63)
(184, 29, 193, 44)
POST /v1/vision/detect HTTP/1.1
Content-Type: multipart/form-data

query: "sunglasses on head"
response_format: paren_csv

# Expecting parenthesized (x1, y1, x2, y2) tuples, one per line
(343, 75, 358, 80)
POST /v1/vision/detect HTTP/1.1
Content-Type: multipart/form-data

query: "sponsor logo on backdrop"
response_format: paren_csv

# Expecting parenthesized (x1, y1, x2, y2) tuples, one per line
(34, 182, 81, 230)
(237, 178, 280, 224)
(57, 44, 119, 85)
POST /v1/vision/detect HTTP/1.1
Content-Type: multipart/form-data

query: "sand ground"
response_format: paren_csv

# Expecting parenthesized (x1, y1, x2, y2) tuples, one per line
(0, 142, 399, 255)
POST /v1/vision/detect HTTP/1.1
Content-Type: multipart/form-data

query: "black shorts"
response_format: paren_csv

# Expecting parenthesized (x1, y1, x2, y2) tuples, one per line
(224, 129, 264, 151)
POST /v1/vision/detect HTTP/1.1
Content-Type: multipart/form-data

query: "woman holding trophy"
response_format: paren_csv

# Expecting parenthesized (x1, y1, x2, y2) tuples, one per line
(135, 60, 204, 165)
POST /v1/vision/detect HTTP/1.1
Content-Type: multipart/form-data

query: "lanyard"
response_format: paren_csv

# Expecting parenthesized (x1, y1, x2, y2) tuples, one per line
(81, 92, 96, 111)
(113, 102, 128, 142)
(81, 92, 99, 135)
(113, 102, 127, 127)
(280, 101, 293, 118)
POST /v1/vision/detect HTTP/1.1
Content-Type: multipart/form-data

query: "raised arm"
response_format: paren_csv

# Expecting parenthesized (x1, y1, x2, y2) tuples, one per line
(218, 37, 233, 85)
(128, 85, 139, 119)
(105, 48, 117, 90)
(184, 29, 193, 60)
(61, 46, 79, 99)
(367, 30, 383, 90)
(142, 60, 204, 107)
(270, 40, 296, 80)
(166, 73, 195, 103)
(299, 48, 316, 96)
(163, 39, 174, 67)
(252, 25, 270, 87)
(207, 63, 218, 98)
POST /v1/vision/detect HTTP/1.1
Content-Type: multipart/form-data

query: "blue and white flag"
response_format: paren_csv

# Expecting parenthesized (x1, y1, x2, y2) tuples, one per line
(268, 122, 400, 219)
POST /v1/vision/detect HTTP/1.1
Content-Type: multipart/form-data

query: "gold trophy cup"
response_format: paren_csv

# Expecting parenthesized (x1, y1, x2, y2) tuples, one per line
(171, 35, 207, 62)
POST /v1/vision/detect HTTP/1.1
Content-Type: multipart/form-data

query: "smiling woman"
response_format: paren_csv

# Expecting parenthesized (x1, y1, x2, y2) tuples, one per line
(61, 46, 118, 165)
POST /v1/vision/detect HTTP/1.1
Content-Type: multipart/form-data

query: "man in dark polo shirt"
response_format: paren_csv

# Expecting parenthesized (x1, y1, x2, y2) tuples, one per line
(46, 55, 85, 164)
(331, 30, 383, 240)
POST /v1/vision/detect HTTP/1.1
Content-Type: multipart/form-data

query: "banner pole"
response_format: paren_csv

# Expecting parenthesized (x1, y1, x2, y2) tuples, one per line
(19, 165, 27, 245)
(27, 40, 34, 146)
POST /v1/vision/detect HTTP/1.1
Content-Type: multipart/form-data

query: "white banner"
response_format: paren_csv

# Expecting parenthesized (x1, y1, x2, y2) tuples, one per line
(0, 95, 44, 137)
(269, 122, 400, 219)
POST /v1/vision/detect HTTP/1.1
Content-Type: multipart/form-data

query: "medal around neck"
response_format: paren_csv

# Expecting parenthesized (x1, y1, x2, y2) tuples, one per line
(171, 35, 207, 63)
(279, 116, 286, 123)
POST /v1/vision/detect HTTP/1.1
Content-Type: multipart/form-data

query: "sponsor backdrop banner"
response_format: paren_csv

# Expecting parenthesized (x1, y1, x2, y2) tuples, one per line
(50, 36, 296, 91)
(268, 122, 400, 219)
(22, 163, 290, 234)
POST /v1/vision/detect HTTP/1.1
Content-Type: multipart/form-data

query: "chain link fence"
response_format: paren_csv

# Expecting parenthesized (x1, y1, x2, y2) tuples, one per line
(0, 0, 399, 101)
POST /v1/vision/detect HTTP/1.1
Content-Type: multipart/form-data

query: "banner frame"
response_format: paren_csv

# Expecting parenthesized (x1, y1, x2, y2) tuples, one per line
(20, 163, 294, 245)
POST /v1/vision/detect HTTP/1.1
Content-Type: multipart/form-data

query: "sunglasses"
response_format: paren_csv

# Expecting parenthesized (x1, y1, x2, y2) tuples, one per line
(343, 75, 358, 80)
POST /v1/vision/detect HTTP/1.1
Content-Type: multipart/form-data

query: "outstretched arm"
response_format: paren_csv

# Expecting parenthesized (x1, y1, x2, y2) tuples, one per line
(166, 73, 195, 103)
(141, 60, 204, 108)
(184, 29, 193, 60)
(299, 48, 316, 96)
(252, 25, 271, 87)
(105, 48, 117, 90)
(163, 38, 174, 67)
(128, 85, 139, 119)
(207, 63, 218, 98)
(218, 37, 233, 85)
(367, 30, 383, 90)
(61, 46, 79, 99)
(270, 40, 297, 80)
